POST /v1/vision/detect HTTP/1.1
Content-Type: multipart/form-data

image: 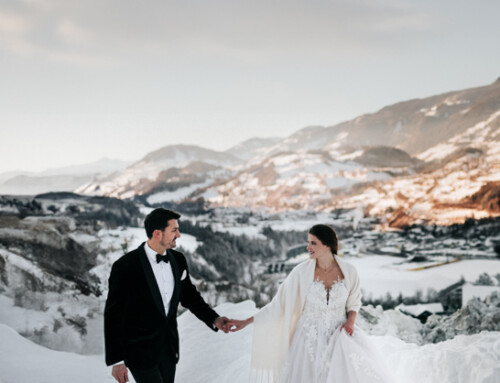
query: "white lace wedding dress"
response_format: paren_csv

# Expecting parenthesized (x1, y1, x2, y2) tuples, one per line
(278, 279, 396, 383)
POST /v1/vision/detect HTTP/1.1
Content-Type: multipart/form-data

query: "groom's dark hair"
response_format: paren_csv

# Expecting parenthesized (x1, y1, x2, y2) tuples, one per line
(145, 208, 181, 238)
(309, 224, 339, 255)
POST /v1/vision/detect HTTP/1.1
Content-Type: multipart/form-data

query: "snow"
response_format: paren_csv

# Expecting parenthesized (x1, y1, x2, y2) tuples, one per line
(443, 97, 469, 107)
(384, 332, 500, 383)
(451, 110, 500, 144)
(417, 143, 459, 161)
(336, 149, 364, 161)
(346, 256, 500, 299)
(97, 227, 145, 248)
(429, 171, 483, 201)
(200, 188, 219, 200)
(210, 223, 267, 240)
(68, 232, 98, 244)
(0, 292, 104, 355)
(462, 283, 500, 305)
(324, 176, 357, 189)
(146, 180, 213, 204)
(0, 295, 53, 335)
(0, 249, 47, 282)
(1, 301, 499, 383)
(364, 171, 391, 181)
(478, 172, 500, 182)
(177, 234, 202, 252)
(420, 105, 439, 117)
(0, 323, 112, 383)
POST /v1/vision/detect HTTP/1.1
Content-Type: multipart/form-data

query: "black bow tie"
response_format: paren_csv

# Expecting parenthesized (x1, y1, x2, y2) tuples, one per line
(156, 253, 170, 264)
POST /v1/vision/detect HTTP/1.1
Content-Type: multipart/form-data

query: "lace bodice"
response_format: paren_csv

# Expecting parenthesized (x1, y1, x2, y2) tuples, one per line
(300, 279, 348, 365)
(302, 279, 348, 327)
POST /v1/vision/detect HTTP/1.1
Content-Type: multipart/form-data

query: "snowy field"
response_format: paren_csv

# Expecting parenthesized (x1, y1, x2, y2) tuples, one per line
(288, 254, 500, 299)
(349, 255, 500, 299)
(1, 300, 499, 383)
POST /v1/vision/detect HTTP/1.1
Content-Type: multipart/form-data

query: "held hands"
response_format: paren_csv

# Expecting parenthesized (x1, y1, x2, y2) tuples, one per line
(214, 316, 254, 333)
(229, 317, 253, 332)
(111, 363, 129, 383)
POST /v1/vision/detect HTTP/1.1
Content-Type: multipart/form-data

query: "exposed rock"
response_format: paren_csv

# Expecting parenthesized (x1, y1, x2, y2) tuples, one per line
(387, 208, 414, 229)
(422, 292, 500, 343)
(0, 194, 142, 296)
(0, 219, 98, 295)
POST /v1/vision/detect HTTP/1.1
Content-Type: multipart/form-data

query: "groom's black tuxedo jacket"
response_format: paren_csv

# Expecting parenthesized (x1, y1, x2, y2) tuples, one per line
(104, 242, 219, 370)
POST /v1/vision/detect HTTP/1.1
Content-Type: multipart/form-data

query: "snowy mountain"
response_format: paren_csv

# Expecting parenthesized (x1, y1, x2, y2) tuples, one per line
(263, 77, 500, 157)
(77, 145, 241, 199)
(339, 108, 500, 227)
(193, 79, 500, 224)
(197, 150, 393, 210)
(225, 137, 282, 161)
(0, 158, 129, 196)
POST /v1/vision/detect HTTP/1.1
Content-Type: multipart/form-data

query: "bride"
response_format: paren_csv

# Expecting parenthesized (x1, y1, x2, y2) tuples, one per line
(230, 224, 396, 383)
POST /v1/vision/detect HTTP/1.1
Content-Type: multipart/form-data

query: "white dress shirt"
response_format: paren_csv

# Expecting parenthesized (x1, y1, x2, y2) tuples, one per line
(144, 243, 175, 315)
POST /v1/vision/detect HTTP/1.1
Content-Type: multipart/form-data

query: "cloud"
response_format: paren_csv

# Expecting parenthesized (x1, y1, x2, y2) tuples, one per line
(56, 19, 93, 46)
(0, 9, 30, 34)
(0, 0, 437, 66)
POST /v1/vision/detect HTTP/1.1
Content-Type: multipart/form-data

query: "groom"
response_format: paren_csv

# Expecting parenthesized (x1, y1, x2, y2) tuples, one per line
(105, 208, 232, 383)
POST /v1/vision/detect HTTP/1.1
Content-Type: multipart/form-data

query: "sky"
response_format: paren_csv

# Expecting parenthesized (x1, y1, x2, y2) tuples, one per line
(1, 0, 499, 174)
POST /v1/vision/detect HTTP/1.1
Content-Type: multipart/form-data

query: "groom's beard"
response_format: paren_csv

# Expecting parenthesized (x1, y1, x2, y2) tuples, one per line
(161, 237, 177, 249)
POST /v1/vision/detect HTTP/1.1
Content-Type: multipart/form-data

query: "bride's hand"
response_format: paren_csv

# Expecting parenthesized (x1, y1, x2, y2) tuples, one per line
(229, 317, 253, 332)
(341, 321, 354, 336)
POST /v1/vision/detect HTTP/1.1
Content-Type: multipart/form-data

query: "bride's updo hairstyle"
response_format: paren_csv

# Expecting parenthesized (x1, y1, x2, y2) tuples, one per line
(308, 224, 338, 255)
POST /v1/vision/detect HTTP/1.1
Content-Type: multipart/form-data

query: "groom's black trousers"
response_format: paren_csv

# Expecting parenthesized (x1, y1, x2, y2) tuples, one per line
(129, 350, 176, 383)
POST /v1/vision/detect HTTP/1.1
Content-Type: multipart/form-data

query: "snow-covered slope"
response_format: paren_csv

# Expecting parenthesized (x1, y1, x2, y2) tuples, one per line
(77, 145, 240, 199)
(340, 109, 500, 226)
(200, 150, 392, 210)
(1, 301, 499, 383)
(200, 102, 499, 224)
(225, 137, 282, 162)
(0, 323, 113, 383)
(186, 79, 500, 223)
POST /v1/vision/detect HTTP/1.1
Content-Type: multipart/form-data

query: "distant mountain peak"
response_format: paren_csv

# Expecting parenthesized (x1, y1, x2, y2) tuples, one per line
(225, 136, 282, 162)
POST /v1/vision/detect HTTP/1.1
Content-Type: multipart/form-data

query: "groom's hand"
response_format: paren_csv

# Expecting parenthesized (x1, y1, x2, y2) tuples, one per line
(112, 363, 129, 383)
(214, 316, 231, 333)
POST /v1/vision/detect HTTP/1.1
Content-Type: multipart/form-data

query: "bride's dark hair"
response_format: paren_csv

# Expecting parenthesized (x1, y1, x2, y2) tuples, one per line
(308, 224, 339, 255)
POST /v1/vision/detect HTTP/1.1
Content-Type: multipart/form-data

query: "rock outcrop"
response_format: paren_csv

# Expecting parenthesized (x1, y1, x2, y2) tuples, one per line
(422, 292, 500, 343)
